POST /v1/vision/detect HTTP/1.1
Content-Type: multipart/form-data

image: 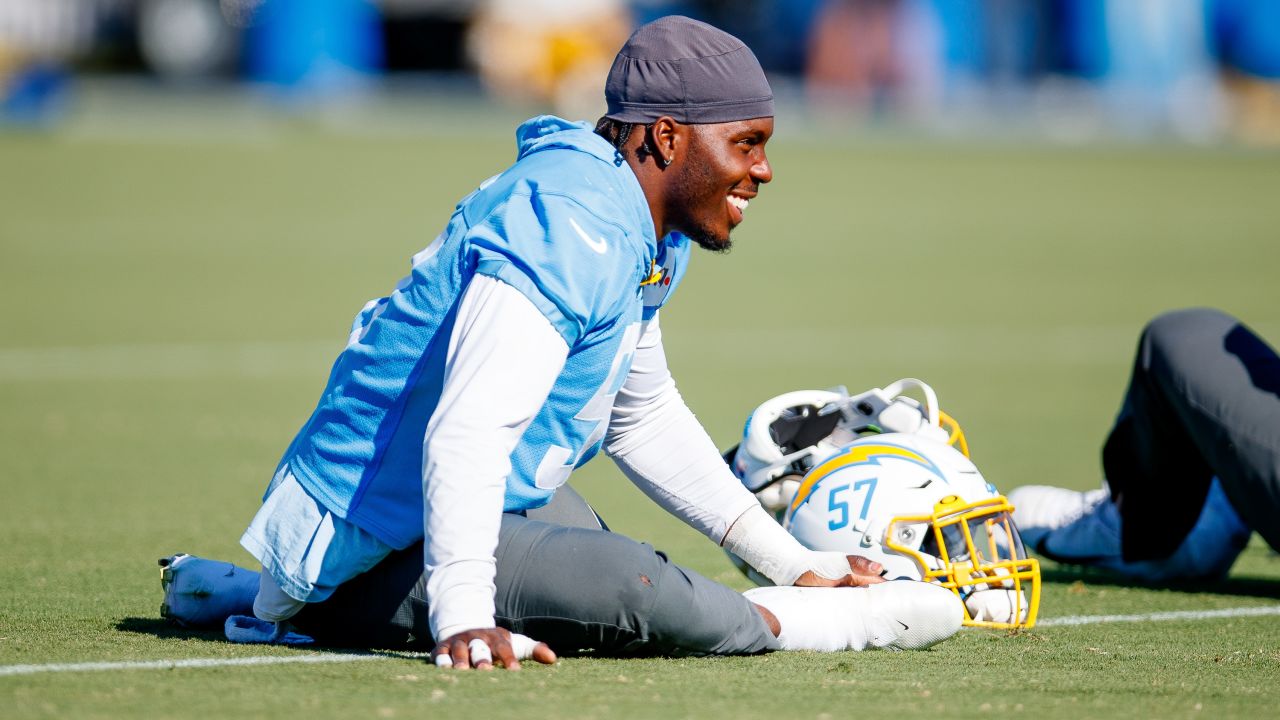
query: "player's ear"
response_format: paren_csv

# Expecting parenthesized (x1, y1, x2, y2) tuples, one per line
(646, 116, 681, 168)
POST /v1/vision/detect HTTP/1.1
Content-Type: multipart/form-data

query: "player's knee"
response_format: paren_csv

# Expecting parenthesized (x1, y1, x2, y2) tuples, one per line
(547, 534, 720, 647)
(583, 533, 670, 614)
(1141, 307, 1237, 369)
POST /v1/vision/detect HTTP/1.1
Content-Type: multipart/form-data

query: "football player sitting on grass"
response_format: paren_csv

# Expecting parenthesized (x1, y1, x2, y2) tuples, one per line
(158, 16, 969, 668)
(161, 376, 1043, 657)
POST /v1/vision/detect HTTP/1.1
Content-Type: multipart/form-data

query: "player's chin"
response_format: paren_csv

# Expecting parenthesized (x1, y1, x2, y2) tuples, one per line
(688, 224, 733, 253)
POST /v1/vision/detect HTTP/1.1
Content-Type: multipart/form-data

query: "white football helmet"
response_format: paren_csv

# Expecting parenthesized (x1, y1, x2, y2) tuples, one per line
(783, 433, 1040, 629)
(730, 379, 970, 518)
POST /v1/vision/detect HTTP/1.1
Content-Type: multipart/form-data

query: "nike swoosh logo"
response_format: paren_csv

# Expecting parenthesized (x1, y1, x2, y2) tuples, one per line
(897, 620, 910, 631)
(568, 217, 608, 254)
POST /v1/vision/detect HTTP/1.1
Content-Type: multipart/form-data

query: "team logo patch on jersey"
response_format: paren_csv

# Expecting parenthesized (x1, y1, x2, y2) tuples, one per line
(641, 252, 678, 309)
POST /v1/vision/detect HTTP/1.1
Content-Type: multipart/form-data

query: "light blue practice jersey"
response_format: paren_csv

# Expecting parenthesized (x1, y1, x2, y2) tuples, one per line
(276, 116, 691, 549)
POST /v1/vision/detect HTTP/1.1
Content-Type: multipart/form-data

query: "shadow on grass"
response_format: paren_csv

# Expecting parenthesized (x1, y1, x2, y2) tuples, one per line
(114, 617, 436, 661)
(1039, 566, 1280, 600)
(115, 617, 226, 642)
(114, 617, 696, 661)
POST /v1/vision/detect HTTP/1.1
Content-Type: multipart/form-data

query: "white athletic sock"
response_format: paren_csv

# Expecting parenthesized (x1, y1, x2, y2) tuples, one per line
(252, 570, 307, 623)
(745, 581, 964, 652)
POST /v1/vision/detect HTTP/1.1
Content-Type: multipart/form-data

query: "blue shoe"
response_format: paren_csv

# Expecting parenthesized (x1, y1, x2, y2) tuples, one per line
(1012, 480, 1251, 582)
(1007, 486, 1121, 563)
(224, 615, 314, 646)
(159, 554, 260, 628)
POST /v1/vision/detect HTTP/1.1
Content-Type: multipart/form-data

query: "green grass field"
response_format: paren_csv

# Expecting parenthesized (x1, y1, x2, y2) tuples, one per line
(3, 91, 1280, 718)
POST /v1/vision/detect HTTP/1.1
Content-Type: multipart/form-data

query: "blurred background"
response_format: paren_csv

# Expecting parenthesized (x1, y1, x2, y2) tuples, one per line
(2, 0, 1280, 142)
(2, 0, 1279, 624)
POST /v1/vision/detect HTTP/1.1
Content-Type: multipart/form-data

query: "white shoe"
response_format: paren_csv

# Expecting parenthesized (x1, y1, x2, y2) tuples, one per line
(159, 554, 260, 628)
(1007, 485, 1121, 562)
(860, 580, 966, 650)
(745, 580, 964, 652)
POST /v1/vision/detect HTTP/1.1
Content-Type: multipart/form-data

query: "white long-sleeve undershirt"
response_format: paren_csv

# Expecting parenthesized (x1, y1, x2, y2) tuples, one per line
(604, 317, 761, 543)
(423, 275, 569, 642)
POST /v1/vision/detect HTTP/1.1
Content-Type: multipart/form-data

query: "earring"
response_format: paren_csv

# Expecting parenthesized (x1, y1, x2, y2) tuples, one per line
(660, 155, 671, 168)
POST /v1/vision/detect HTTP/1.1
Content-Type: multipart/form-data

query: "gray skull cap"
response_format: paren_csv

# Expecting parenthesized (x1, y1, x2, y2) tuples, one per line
(604, 15, 774, 124)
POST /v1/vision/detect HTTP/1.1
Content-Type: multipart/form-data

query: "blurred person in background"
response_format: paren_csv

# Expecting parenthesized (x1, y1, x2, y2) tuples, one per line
(1076, 0, 1227, 141)
(805, 0, 922, 118)
(466, 0, 631, 119)
(1013, 309, 1280, 584)
(1206, 0, 1280, 144)
(244, 0, 382, 97)
(0, 0, 82, 126)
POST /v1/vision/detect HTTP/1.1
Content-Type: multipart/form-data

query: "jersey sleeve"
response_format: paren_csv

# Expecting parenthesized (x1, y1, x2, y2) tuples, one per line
(466, 190, 638, 347)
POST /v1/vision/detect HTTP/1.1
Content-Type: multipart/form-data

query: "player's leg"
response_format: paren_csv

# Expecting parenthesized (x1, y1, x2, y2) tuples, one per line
(493, 518, 960, 654)
(1013, 477, 1250, 582)
(291, 511, 779, 654)
(1013, 308, 1278, 578)
(292, 507, 960, 654)
(1102, 308, 1280, 560)
(157, 482, 600, 635)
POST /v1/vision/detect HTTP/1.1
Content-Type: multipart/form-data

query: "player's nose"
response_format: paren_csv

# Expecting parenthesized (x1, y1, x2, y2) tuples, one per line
(752, 152, 772, 185)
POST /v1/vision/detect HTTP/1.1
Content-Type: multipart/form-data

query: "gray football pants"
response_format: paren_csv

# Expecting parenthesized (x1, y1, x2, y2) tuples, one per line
(291, 485, 779, 655)
(1102, 308, 1280, 561)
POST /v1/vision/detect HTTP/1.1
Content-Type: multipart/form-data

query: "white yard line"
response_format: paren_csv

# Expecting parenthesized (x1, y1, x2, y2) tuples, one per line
(1035, 604, 1280, 627)
(0, 651, 426, 677)
(3, 605, 1279, 677)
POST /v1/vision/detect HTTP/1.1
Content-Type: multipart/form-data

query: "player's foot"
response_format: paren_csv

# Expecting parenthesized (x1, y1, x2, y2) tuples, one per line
(745, 580, 964, 652)
(1007, 485, 1121, 562)
(159, 554, 260, 628)
(224, 615, 314, 645)
(1012, 479, 1251, 582)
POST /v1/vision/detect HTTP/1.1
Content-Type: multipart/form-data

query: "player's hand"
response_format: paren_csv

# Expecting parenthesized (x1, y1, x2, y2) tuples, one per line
(431, 627, 556, 671)
(793, 554, 886, 588)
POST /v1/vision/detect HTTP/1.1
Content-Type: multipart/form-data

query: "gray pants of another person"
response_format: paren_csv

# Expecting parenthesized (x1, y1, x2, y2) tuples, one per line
(1103, 308, 1280, 561)
(290, 486, 779, 655)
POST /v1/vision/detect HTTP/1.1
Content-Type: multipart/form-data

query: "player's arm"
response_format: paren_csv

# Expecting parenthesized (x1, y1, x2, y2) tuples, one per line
(422, 274, 562, 670)
(603, 314, 883, 587)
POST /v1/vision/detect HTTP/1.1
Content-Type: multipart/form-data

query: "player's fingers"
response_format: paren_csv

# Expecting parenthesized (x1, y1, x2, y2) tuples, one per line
(531, 643, 557, 665)
(509, 633, 556, 666)
(488, 636, 520, 671)
(450, 637, 471, 669)
(431, 639, 454, 668)
(838, 572, 886, 587)
(846, 555, 884, 576)
(468, 638, 494, 671)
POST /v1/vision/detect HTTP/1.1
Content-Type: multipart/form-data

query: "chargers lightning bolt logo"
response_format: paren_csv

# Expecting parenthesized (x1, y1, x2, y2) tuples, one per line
(786, 443, 945, 515)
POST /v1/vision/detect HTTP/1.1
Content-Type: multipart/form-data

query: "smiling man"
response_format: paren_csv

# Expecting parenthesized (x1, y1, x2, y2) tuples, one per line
(174, 16, 963, 669)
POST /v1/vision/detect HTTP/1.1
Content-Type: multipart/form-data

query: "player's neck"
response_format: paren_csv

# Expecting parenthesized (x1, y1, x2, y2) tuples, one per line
(627, 156, 670, 240)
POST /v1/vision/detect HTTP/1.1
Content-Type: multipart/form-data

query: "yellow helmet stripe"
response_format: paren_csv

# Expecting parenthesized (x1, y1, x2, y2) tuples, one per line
(787, 443, 940, 515)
